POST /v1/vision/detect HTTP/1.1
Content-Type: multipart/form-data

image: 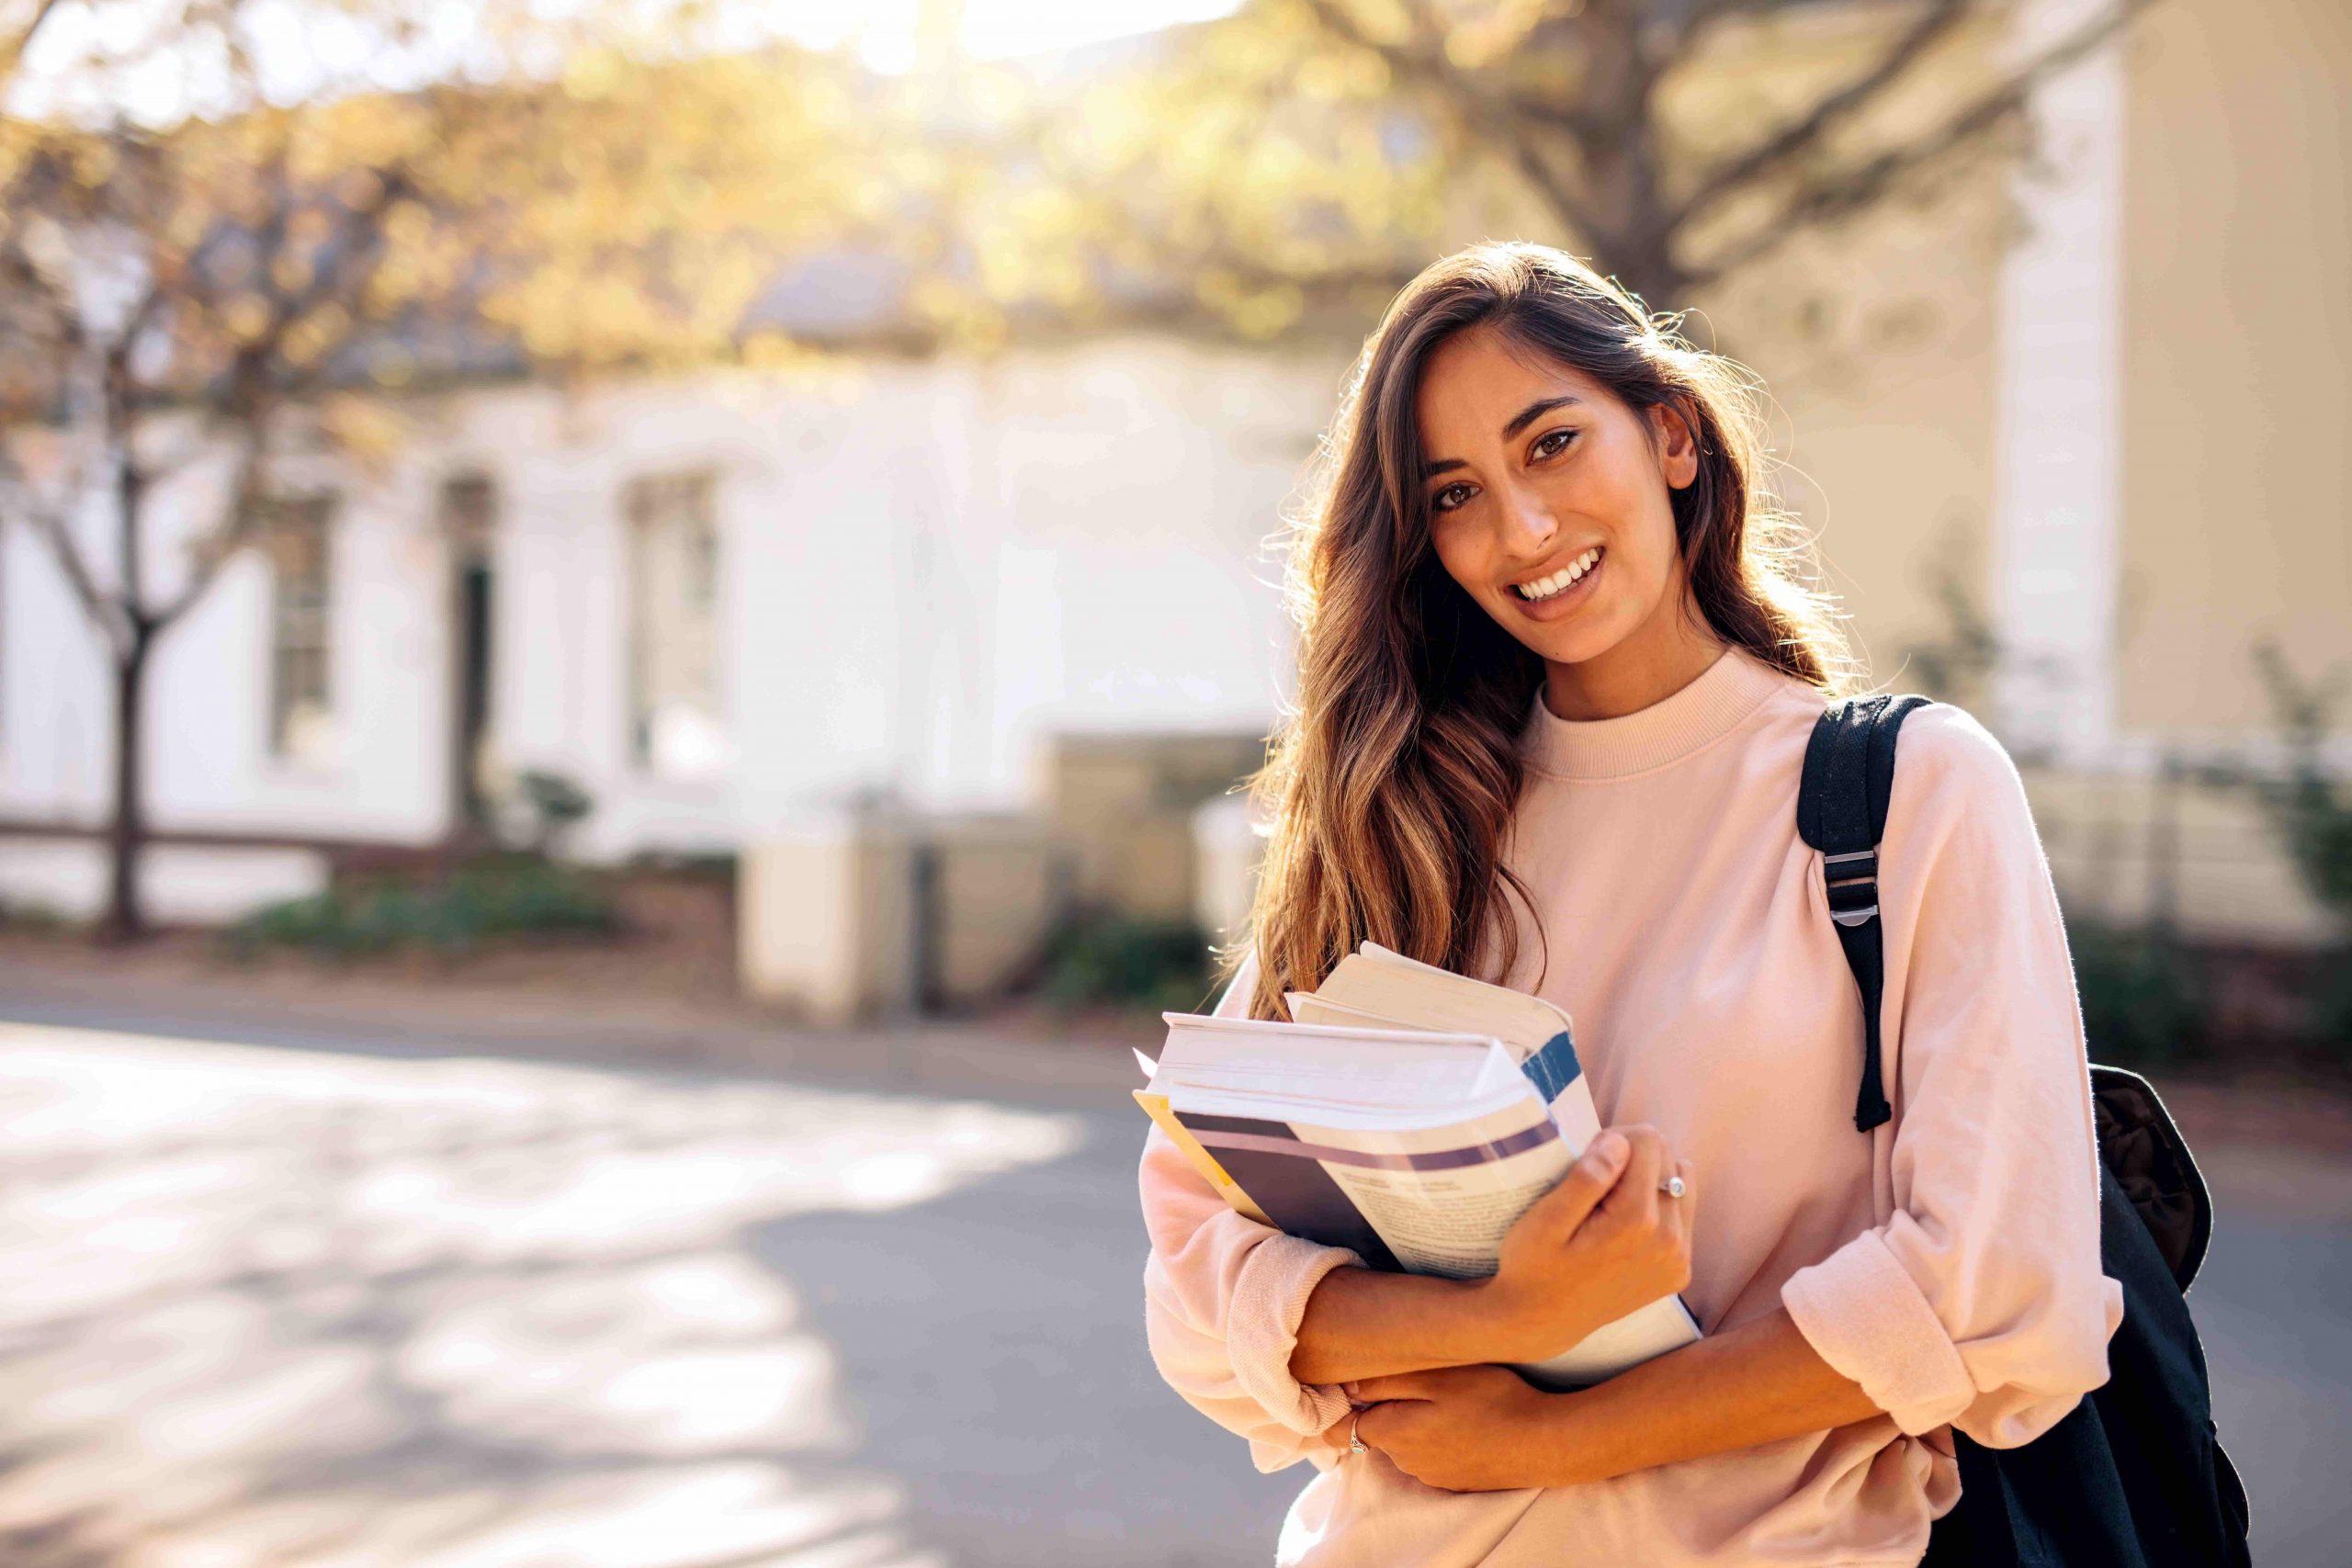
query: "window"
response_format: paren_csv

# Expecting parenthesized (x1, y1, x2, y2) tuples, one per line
(624, 469, 725, 778)
(264, 492, 337, 761)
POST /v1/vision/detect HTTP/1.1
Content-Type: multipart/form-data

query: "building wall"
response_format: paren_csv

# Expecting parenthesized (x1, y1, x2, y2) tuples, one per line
(490, 336, 1341, 860)
(0, 336, 1343, 871)
(0, 427, 447, 845)
(1678, 2, 2015, 702)
(2115, 0, 2352, 740)
(6, 3, 2346, 948)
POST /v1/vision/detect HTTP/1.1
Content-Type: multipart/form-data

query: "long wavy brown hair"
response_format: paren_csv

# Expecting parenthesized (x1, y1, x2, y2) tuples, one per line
(1231, 241, 1854, 1019)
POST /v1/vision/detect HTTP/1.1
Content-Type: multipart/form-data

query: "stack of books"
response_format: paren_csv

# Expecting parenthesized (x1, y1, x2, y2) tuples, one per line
(1136, 942, 1699, 1388)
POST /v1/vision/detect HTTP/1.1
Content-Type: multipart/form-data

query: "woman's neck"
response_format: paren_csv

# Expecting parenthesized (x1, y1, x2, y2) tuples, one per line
(1542, 588, 1727, 722)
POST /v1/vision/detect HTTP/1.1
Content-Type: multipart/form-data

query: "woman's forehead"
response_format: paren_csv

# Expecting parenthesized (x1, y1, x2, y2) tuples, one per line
(1416, 330, 1611, 445)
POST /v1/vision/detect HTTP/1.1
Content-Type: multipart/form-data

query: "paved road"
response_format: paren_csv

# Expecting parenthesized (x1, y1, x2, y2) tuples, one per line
(0, 1013, 2339, 1567)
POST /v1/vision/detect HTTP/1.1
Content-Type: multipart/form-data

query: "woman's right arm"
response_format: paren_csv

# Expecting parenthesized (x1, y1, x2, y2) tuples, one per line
(1141, 1126, 1360, 1471)
(1137, 951, 1409, 1472)
(1137, 953, 1690, 1464)
(1142, 1115, 1687, 1467)
(1291, 1122, 1687, 1383)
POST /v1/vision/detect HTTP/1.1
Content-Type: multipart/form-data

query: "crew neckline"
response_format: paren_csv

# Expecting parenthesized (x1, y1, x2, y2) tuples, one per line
(1520, 647, 1798, 781)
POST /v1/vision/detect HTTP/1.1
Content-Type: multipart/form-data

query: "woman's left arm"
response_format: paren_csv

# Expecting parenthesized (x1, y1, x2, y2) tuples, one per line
(1358, 706, 2124, 1491)
(1352, 1305, 1876, 1491)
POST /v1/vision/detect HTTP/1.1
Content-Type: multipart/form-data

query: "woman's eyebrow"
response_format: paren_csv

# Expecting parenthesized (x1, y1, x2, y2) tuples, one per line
(1502, 394, 1583, 437)
(1422, 394, 1587, 479)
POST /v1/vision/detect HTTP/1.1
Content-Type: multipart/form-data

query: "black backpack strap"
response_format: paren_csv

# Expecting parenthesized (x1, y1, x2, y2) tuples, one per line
(1798, 694, 1932, 1131)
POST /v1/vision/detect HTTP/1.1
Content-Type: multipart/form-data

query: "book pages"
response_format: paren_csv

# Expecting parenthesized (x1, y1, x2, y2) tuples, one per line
(1140, 941, 1703, 1390)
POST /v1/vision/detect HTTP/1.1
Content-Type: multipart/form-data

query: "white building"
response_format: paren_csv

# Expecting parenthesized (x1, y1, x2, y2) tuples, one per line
(0, 335, 1351, 919)
(4, 0, 2346, 947)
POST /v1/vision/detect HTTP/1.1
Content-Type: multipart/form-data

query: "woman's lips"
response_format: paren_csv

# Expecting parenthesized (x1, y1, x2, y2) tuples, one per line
(1509, 547, 1604, 621)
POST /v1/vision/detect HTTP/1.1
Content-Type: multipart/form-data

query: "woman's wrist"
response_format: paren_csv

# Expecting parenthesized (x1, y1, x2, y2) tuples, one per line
(1464, 1273, 1600, 1366)
(1291, 1267, 1526, 1384)
(1521, 1385, 1607, 1488)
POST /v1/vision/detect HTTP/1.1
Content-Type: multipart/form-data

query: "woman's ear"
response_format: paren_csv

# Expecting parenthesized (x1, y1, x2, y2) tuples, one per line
(1648, 398, 1702, 491)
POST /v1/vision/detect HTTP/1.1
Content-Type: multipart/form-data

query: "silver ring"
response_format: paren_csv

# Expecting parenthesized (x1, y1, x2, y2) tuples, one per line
(1659, 1175, 1687, 1199)
(1349, 1413, 1368, 1456)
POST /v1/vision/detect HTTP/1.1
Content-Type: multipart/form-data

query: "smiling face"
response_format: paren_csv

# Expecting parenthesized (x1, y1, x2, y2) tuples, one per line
(1415, 324, 1719, 717)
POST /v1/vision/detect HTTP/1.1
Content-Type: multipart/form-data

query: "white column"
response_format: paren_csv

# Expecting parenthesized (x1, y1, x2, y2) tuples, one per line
(1987, 0, 2128, 766)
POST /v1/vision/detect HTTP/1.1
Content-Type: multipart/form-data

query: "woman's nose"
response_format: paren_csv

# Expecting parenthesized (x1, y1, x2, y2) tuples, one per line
(1497, 481, 1558, 556)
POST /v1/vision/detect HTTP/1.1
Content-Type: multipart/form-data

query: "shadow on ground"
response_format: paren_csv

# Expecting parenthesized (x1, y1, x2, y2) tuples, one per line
(0, 1021, 1084, 1568)
(747, 1112, 1300, 1568)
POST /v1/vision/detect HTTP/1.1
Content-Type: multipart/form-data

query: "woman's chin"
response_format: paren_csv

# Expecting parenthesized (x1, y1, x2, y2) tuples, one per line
(1513, 609, 1634, 671)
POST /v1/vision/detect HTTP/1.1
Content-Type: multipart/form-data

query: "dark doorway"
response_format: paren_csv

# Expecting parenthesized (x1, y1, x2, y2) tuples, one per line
(441, 475, 497, 838)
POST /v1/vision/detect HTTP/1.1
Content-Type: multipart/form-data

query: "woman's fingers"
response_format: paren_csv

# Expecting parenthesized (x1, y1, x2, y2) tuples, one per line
(1606, 1123, 1664, 1231)
(1521, 1129, 1628, 1245)
(1350, 1371, 1442, 1404)
(1668, 1156, 1696, 1249)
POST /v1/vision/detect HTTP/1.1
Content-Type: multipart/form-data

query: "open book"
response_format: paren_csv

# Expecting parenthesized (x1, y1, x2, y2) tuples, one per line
(1136, 942, 1700, 1389)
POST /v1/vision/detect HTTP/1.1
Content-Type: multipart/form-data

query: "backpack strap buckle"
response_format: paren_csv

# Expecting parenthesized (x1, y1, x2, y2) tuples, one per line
(1797, 694, 1932, 1134)
(1822, 849, 1880, 927)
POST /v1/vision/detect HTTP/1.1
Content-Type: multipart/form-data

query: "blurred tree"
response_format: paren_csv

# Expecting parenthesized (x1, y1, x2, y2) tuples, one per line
(0, 109, 420, 941)
(0, 5, 876, 939)
(2250, 646, 2352, 933)
(985, 0, 2164, 338)
(2236, 643, 2352, 1053)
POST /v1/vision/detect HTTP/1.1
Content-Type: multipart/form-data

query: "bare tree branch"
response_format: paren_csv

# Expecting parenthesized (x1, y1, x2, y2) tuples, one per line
(146, 157, 413, 632)
(1683, 0, 2158, 290)
(149, 400, 269, 628)
(0, 441, 129, 652)
(1668, 0, 1976, 233)
(1297, 0, 1614, 251)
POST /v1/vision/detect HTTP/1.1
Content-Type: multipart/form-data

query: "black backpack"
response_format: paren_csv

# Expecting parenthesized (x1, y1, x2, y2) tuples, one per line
(1797, 694, 2253, 1568)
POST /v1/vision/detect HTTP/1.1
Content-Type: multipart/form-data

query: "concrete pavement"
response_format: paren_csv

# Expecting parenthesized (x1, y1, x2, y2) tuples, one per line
(0, 1007, 2340, 1566)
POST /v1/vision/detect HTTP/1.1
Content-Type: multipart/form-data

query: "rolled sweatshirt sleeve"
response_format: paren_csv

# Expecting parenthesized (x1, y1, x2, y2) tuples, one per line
(1781, 705, 2126, 1449)
(1137, 953, 1364, 1472)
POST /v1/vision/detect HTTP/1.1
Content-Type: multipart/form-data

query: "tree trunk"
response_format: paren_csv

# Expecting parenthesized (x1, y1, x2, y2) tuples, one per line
(100, 626, 152, 942)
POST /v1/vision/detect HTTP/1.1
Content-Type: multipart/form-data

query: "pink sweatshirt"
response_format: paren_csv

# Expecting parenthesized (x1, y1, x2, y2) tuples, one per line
(1138, 648, 2124, 1566)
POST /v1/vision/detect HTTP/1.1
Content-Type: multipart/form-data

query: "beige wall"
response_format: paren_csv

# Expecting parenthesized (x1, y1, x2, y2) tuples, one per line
(739, 820, 920, 1024)
(1042, 732, 1266, 921)
(1693, 0, 2352, 744)
(2116, 0, 2352, 738)
(1678, 6, 2018, 700)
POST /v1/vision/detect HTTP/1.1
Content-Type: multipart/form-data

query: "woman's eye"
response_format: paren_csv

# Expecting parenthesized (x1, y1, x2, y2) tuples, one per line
(1533, 428, 1577, 459)
(1430, 482, 1475, 513)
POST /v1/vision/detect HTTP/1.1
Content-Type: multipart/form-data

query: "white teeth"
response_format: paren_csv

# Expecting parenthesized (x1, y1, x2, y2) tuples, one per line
(1514, 547, 1601, 601)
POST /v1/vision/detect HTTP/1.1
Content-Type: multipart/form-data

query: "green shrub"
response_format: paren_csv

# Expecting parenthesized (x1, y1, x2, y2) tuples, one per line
(226, 853, 619, 960)
(2247, 643, 2352, 1061)
(1037, 915, 1215, 1013)
(2066, 913, 2211, 1069)
(0, 898, 73, 934)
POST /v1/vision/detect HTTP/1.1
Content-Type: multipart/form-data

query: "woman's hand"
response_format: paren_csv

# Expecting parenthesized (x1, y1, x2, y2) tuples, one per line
(1349, 1365, 1580, 1491)
(1472, 1123, 1693, 1364)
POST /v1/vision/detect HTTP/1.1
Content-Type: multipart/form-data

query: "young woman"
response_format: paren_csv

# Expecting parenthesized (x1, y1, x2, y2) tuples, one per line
(1137, 241, 2122, 1566)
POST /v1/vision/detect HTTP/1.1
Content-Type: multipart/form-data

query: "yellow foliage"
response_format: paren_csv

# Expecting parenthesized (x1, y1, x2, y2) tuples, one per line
(221, 293, 273, 345)
(316, 393, 409, 472)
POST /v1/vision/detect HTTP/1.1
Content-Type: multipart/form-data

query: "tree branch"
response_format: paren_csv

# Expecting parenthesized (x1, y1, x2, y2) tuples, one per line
(150, 403, 269, 629)
(0, 440, 130, 653)
(142, 156, 412, 633)
(1684, 0, 2156, 290)
(1668, 0, 1975, 234)
(1297, 0, 1613, 250)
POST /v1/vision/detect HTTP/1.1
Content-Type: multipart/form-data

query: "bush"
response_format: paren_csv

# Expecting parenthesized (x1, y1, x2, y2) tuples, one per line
(226, 853, 619, 959)
(1036, 915, 1216, 1013)
(2066, 914, 2212, 1070)
(2246, 644, 2352, 1063)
